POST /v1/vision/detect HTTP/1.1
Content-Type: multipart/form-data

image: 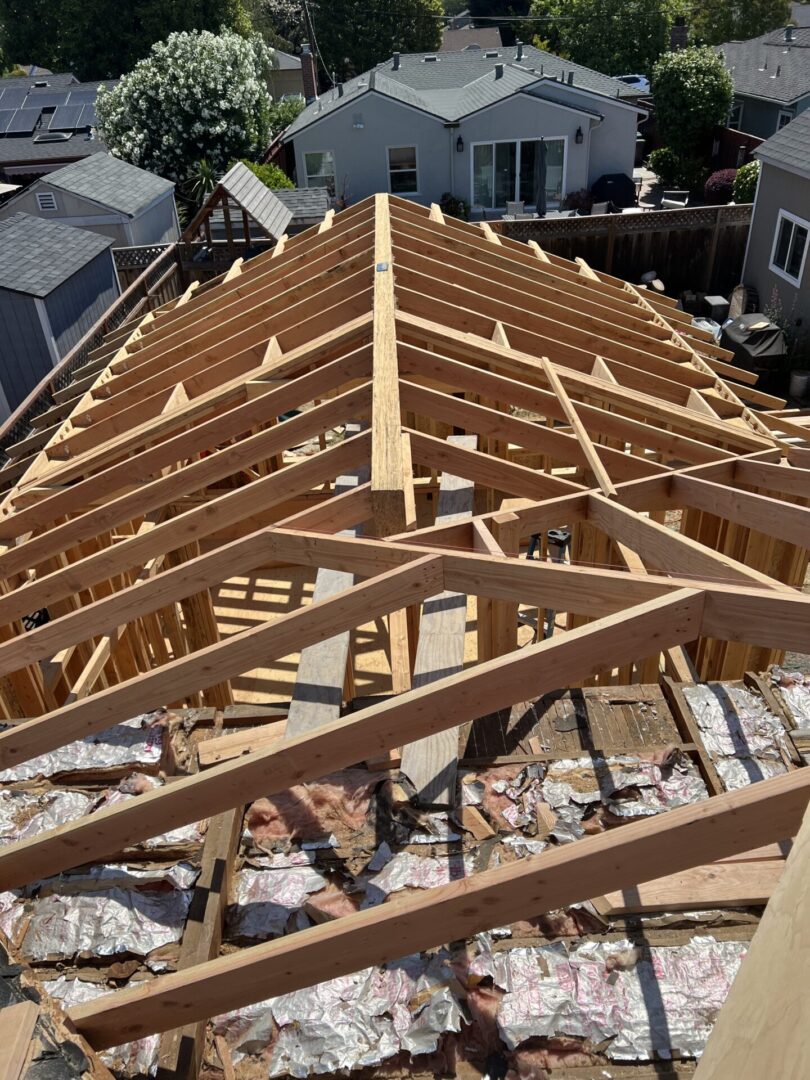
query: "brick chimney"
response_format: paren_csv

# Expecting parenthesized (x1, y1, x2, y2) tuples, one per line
(670, 16, 688, 51)
(301, 43, 319, 103)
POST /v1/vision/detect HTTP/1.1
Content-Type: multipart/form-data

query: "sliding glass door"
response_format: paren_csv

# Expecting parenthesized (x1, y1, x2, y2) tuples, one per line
(473, 138, 565, 209)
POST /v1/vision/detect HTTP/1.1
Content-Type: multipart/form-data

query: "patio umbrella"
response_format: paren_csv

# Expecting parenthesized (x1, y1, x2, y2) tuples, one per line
(533, 138, 547, 217)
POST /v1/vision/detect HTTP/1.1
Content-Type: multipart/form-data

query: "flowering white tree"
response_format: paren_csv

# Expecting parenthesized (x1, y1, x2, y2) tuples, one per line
(96, 28, 273, 182)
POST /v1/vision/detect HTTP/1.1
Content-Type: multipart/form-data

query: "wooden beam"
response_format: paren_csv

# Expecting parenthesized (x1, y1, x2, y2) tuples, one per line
(0, 589, 704, 888)
(156, 806, 242, 1077)
(69, 761, 810, 1048)
(285, 423, 370, 738)
(673, 472, 810, 549)
(371, 193, 407, 535)
(693, 802, 810, 1079)
(540, 356, 618, 497)
(0, 555, 444, 770)
(0, 1001, 39, 1079)
(400, 435, 475, 805)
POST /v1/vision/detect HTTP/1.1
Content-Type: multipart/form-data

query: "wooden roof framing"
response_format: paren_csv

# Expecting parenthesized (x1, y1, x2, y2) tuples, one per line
(0, 193, 809, 1056)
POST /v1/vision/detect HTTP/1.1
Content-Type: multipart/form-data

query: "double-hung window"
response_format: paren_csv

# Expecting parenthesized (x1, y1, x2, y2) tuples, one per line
(304, 150, 335, 194)
(388, 146, 418, 194)
(770, 209, 809, 285)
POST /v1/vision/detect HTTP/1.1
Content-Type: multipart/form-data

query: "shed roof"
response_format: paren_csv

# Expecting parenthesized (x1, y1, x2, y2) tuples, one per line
(45, 153, 174, 217)
(0, 212, 112, 297)
(219, 162, 294, 239)
(755, 107, 810, 176)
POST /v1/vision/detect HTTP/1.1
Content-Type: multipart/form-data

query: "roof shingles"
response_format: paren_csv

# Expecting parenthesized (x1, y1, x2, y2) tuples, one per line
(755, 107, 810, 174)
(0, 212, 112, 297)
(284, 45, 640, 139)
(45, 154, 174, 217)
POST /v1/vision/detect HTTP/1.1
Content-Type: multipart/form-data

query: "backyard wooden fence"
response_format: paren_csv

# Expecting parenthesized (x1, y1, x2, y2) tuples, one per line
(492, 203, 753, 296)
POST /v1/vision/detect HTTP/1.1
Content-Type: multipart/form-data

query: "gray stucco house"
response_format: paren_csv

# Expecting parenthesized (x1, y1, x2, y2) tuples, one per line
(281, 45, 645, 212)
(0, 213, 120, 419)
(0, 153, 179, 246)
(720, 26, 810, 138)
(742, 111, 810, 327)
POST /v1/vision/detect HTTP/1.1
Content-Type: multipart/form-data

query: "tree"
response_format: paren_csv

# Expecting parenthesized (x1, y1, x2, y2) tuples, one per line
(263, 0, 443, 79)
(238, 159, 294, 188)
(0, 0, 253, 81)
(268, 95, 305, 136)
(96, 29, 272, 183)
(691, 1, 791, 46)
(651, 45, 733, 156)
(523, 0, 681, 76)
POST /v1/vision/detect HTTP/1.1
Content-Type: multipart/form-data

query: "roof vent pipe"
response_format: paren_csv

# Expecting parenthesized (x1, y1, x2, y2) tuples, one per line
(785, 26, 795, 42)
(516, 40, 524, 61)
(393, 51, 400, 70)
(495, 63, 504, 79)
(567, 71, 574, 85)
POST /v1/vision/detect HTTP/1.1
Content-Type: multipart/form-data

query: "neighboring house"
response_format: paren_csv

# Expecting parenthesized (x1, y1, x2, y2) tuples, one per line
(719, 26, 810, 137)
(743, 111, 810, 326)
(184, 161, 330, 252)
(791, 3, 810, 24)
(270, 50, 306, 100)
(282, 44, 645, 212)
(0, 73, 112, 182)
(0, 153, 179, 246)
(0, 213, 120, 419)
(441, 25, 503, 51)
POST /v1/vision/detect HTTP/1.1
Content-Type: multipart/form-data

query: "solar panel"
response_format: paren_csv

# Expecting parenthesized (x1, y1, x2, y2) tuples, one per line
(26, 91, 69, 108)
(66, 89, 97, 104)
(0, 110, 15, 134)
(80, 103, 97, 126)
(0, 88, 28, 110)
(49, 104, 84, 130)
(7, 108, 41, 134)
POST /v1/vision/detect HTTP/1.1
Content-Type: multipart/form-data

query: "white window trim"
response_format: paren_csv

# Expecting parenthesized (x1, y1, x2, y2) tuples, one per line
(777, 109, 794, 131)
(469, 136, 568, 211)
(36, 191, 58, 212)
(386, 143, 419, 196)
(303, 149, 336, 190)
(728, 101, 743, 130)
(769, 207, 810, 286)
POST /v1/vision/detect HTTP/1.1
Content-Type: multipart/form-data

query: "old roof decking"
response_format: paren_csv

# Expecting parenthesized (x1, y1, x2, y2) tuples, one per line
(720, 26, 810, 104)
(284, 43, 643, 138)
(43, 153, 174, 217)
(0, 211, 112, 297)
(756, 107, 810, 176)
(0, 194, 808, 1054)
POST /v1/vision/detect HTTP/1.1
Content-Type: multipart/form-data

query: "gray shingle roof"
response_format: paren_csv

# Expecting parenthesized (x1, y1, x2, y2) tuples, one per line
(284, 44, 641, 139)
(755, 108, 810, 175)
(0, 75, 114, 169)
(719, 27, 810, 104)
(219, 162, 294, 239)
(272, 186, 330, 225)
(0, 212, 112, 297)
(46, 153, 174, 217)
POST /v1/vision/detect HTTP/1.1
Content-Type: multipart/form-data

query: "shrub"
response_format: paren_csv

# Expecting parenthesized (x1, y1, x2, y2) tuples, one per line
(733, 159, 760, 203)
(562, 188, 593, 213)
(439, 192, 469, 220)
(238, 160, 294, 189)
(704, 168, 737, 205)
(646, 147, 680, 187)
(677, 157, 711, 194)
(652, 46, 733, 157)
